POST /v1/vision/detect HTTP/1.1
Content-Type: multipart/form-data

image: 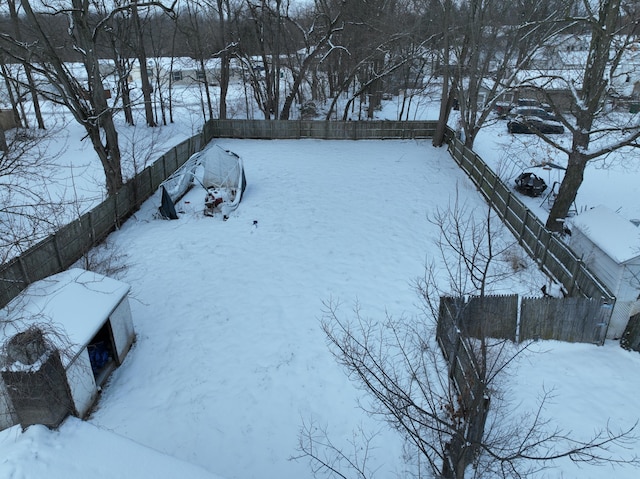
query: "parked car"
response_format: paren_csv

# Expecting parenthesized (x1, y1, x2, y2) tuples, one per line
(494, 102, 513, 118)
(509, 106, 546, 118)
(510, 106, 560, 121)
(507, 115, 565, 134)
(516, 98, 540, 107)
(540, 103, 560, 120)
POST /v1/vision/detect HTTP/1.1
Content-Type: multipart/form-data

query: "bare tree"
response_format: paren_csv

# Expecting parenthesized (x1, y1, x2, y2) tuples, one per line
(97, 0, 137, 126)
(238, 0, 289, 119)
(129, 0, 159, 127)
(176, 2, 208, 120)
(432, 0, 456, 147)
(198, 0, 239, 120)
(277, 0, 344, 120)
(0, 127, 66, 263)
(320, 0, 420, 121)
(295, 200, 639, 479)
(0, 1, 176, 195)
(7, 0, 46, 130)
(543, 0, 640, 232)
(0, 0, 125, 195)
(433, 0, 570, 148)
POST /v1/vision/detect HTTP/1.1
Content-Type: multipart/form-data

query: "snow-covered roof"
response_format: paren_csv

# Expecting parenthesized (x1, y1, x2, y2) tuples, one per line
(568, 205, 640, 264)
(0, 268, 130, 362)
(518, 69, 580, 88)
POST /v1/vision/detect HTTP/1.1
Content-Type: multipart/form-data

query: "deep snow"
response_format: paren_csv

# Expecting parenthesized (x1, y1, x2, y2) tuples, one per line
(1, 92, 640, 479)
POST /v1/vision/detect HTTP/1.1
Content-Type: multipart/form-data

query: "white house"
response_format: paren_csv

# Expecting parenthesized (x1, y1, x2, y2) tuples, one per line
(567, 206, 640, 339)
(123, 56, 244, 88)
(0, 268, 134, 431)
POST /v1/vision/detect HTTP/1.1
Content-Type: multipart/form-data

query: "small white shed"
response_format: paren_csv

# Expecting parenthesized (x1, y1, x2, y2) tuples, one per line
(568, 206, 640, 339)
(0, 268, 134, 431)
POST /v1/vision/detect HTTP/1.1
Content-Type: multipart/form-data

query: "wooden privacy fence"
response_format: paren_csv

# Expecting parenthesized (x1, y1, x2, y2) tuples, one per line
(447, 138, 615, 305)
(206, 119, 438, 139)
(434, 293, 612, 453)
(0, 120, 615, 316)
(520, 296, 612, 344)
(436, 297, 489, 460)
(438, 295, 611, 345)
(0, 132, 210, 308)
(0, 120, 434, 308)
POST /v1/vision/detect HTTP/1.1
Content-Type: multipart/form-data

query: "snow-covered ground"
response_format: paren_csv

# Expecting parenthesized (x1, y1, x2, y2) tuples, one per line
(472, 120, 640, 224)
(1, 89, 640, 479)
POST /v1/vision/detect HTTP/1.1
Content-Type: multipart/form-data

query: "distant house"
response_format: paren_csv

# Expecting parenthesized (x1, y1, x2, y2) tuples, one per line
(124, 57, 243, 88)
(532, 34, 591, 71)
(521, 37, 640, 110)
(567, 206, 640, 339)
(0, 269, 134, 431)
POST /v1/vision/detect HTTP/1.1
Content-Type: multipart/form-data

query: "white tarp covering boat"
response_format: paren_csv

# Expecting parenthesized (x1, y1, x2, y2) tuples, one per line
(158, 145, 246, 220)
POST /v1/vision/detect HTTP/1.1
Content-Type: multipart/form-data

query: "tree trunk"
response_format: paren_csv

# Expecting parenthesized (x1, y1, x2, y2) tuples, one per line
(433, 82, 455, 147)
(87, 126, 124, 196)
(280, 51, 323, 120)
(69, 0, 124, 195)
(117, 58, 135, 126)
(132, 0, 156, 127)
(545, 151, 587, 232)
(219, 52, 230, 120)
(433, 0, 453, 147)
(8, 0, 45, 129)
(217, 0, 231, 120)
(545, 0, 622, 232)
(25, 67, 45, 129)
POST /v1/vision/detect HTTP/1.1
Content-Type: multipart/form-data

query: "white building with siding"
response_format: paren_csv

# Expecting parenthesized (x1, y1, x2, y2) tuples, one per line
(568, 206, 640, 339)
(0, 269, 134, 431)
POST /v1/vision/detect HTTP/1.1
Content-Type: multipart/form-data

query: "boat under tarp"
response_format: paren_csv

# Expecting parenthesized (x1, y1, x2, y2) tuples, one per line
(158, 145, 247, 220)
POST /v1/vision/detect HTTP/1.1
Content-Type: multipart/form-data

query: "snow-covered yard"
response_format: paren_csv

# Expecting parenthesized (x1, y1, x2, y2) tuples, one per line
(2, 82, 640, 478)
(2, 136, 640, 479)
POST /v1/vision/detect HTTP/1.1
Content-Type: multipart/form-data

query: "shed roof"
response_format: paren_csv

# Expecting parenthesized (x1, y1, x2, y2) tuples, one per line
(568, 205, 640, 264)
(0, 269, 130, 363)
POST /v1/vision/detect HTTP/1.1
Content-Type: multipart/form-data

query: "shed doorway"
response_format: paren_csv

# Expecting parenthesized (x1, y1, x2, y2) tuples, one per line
(88, 321, 117, 386)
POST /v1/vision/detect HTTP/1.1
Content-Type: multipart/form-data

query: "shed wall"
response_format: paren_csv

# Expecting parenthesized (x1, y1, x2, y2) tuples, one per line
(570, 229, 640, 338)
(570, 229, 624, 294)
(619, 264, 640, 301)
(609, 300, 640, 339)
(66, 349, 98, 418)
(110, 298, 135, 364)
(0, 380, 17, 430)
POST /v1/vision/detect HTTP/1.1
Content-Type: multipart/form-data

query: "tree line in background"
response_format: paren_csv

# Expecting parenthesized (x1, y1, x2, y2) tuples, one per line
(1, 3, 640, 478)
(0, 0, 638, 250)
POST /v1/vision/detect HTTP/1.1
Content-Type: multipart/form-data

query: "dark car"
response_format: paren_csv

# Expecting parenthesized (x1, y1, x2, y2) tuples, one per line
(516, 98, 540, 107)
(507, 115, 565, 134)
(509, 106, 547, 119)
(510, 106, 560, 121)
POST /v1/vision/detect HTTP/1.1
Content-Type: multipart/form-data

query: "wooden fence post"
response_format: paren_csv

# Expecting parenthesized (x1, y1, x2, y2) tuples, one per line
(519, 210, 529, 246)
